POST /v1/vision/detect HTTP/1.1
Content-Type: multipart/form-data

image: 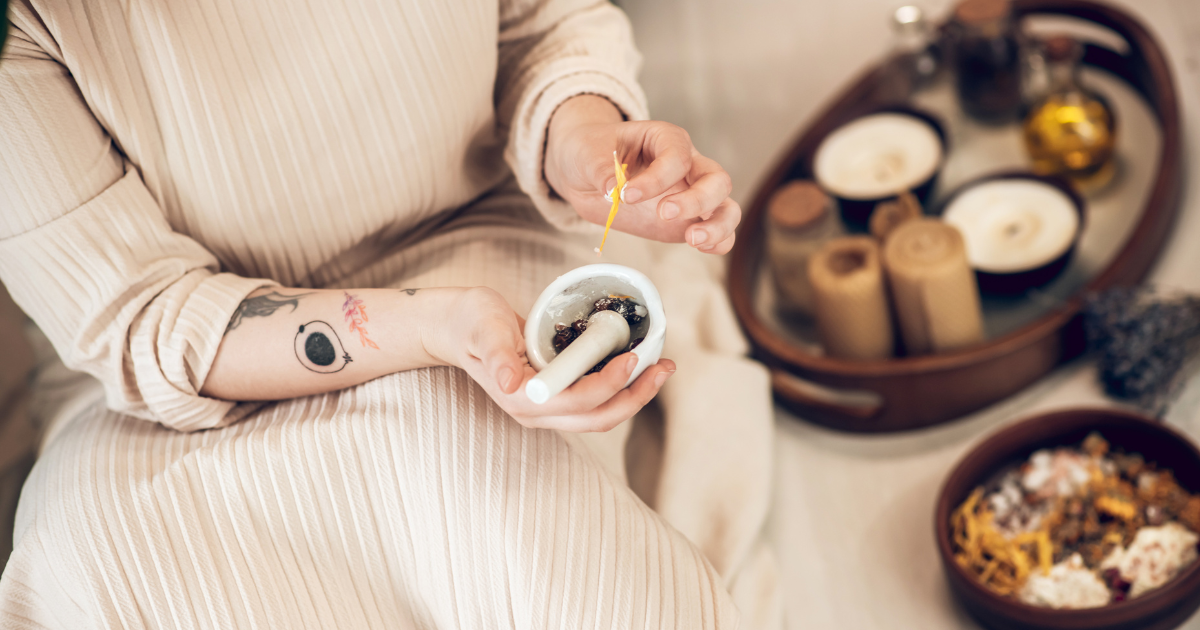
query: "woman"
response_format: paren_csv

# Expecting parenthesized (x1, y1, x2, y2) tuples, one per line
(0, 0, 777, 627)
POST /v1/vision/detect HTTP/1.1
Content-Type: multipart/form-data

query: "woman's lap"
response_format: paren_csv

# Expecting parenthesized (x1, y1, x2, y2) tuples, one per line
(3, 365, 735, 629)
(0, 197, 738, 629)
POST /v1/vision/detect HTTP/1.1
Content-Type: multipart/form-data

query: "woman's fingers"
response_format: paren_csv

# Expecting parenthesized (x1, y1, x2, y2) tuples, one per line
(567, 360, 676, 432)
(469, 314, 527, 395)
(515, 352, 639, 417)
(703, 232, 737, 256)
(685, 198, 742, 253)
(622, 125, 693, 203)
(530, 359, 676, 432)
(657, 154, 732, 222)
(498, 356, 676, 431)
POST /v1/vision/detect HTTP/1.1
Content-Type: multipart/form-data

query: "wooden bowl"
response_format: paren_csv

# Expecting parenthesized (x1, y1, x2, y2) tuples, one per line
(936, 171, 1087, 295)
(727, 0, 1184, 432)
(934, 408, 1200, 630)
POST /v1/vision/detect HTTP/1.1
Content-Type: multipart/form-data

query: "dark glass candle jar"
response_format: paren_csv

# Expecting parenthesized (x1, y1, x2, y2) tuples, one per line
(952, 0, 1023, 124)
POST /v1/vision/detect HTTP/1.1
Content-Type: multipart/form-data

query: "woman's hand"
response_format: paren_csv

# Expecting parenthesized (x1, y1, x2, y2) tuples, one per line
(204, 285, 670, 430)
(544, 95, 741, 255)
(425, 287, 675, 432)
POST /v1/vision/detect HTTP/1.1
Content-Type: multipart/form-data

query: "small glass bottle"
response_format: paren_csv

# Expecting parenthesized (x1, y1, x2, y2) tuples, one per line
(766, 180, 843, 317)
(951, 0, 1023, 124)
(1022, 36, 1116, 191)
(891, 6, 941, 91)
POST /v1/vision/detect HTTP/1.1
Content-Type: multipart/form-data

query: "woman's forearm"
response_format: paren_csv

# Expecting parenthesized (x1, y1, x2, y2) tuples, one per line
(201, 286, 460, 401)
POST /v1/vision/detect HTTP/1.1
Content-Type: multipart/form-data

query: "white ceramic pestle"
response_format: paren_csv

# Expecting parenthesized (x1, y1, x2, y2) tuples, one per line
(524, 310, 630, 405)
(523, 264, 666, 405)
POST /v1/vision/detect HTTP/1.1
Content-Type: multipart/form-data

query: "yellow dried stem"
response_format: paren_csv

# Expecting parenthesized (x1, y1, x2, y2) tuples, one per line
(596, 150, 628, 255)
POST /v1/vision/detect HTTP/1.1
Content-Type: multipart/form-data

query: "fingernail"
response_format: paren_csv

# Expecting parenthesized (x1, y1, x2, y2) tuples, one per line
(661, 202, 679, 220)
(691, 229, 708, 246)
(605, 187, 615, 202)
(654, 370, 672, 388)
(625, 355, 638, 376)
(498, 366, 514, 391)
(623, 187, 643, 203)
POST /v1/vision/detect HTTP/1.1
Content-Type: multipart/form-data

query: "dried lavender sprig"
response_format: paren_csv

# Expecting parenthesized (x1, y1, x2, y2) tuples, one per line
(1083, 287, 1200, 415)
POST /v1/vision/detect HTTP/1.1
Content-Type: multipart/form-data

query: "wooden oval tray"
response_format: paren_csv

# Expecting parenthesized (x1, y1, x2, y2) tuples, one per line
(727, 0, 1184, 433)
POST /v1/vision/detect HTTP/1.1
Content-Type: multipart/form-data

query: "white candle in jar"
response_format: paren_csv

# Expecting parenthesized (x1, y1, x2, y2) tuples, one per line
(942, 179, 1080, 274)
(813, 113, 944, 200)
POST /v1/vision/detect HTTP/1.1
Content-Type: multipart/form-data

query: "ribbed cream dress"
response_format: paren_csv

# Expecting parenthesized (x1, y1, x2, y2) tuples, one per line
(0, 0, 778, 628)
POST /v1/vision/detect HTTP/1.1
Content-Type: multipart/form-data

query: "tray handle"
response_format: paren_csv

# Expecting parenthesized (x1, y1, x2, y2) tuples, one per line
(770, 369, 885, 421)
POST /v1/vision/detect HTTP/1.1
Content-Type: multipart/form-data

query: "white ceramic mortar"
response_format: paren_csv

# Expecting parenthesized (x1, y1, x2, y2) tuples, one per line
(524, 264, 666, 398)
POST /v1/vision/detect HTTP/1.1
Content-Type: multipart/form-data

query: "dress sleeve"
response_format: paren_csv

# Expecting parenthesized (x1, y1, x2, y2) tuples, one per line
(496, 0, 650, 232)
(0, 15, 275, 432)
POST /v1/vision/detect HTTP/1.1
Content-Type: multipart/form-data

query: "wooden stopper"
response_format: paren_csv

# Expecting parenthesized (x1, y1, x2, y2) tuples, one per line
(870, 191, 923, 240)
(768, 180, 832, 231)
(882, 219, 984, 354)
(807, 236, 894, 360)
(955, 0, 1010, 25)
(1043, 35, 1081, 63)
(767, 180, 841, 315)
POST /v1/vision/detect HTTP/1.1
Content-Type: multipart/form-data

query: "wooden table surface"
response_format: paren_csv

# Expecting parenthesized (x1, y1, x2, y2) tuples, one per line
(623, 0, 1200, 627)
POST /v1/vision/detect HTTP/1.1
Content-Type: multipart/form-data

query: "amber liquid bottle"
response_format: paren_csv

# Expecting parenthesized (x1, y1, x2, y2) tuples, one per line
(1022, 36, 1116, 190)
